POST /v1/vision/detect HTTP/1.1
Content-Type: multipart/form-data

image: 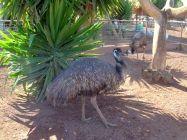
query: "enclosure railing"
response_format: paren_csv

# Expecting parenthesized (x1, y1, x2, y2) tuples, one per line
(0, 20, 18, 37)
(97, 19, 187, 46)
(0, 20, 187, 46)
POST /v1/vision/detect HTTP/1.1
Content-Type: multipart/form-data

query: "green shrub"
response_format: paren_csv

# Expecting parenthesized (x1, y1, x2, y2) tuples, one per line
(0, 0, 103, 101)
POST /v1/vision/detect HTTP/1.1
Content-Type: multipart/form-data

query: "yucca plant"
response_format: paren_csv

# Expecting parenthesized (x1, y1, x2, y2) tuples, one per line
(0, 0, 103, 101)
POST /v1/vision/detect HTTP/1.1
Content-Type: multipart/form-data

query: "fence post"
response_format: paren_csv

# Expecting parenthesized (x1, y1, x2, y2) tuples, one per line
(180, 23, 182, 46)
(102, 23, 104, 47)
(145, 21, 148, 37)
(135, 14, 138, 31)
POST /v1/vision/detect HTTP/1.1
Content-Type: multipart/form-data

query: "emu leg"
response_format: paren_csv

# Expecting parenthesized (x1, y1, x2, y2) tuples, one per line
(135, 50, 138, 62)
(142, 46, 145, 60)
(81, 95, 91, 123)
(90, 96, 117, 128)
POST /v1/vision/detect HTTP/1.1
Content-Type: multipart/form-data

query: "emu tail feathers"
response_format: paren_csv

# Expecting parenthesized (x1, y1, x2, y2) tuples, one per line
(46, 73, 78, 106)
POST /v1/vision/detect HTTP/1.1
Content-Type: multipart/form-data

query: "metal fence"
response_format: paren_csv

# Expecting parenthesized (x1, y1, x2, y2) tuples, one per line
(0, 20, 187, 46)
(0, 20, 18, 38)
(98, 19, 187, 47)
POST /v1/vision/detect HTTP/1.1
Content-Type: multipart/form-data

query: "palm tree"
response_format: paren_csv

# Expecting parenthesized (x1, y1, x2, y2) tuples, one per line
(0, 0, 126, 38)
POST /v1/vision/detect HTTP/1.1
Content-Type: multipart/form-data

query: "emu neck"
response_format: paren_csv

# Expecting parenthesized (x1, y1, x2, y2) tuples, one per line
(115, 59, 127, 81)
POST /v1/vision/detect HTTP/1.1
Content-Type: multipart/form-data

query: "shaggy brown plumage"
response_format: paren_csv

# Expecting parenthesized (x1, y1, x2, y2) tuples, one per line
(130, 31, 147, 60)
(46, 48, 128, 128)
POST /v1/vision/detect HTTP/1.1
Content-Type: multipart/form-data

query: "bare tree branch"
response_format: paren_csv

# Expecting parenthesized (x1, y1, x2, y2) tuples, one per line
(137, 0, 187, 71)
(138, 0, 162, 20)
(167, 6, 187, 19)
(163, 0, 187, 19)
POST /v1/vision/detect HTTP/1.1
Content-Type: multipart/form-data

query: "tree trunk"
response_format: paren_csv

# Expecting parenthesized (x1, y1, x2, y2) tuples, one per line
(151, 13, 167, 71)
(106, 14, 119, 39)
(81, 3, 119, 39)
(138, 0, 187, 72)
(118, 21, 122, 38)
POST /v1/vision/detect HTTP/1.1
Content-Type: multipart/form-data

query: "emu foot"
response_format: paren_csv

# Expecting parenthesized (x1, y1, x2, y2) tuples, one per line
(135, 60, 139, 63)
(104, 122, 117, 128)
(81, 118, 91, 123)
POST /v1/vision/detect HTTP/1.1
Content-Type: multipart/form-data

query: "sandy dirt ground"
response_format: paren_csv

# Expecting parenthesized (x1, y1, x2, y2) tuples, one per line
(0, 46, 187, 140)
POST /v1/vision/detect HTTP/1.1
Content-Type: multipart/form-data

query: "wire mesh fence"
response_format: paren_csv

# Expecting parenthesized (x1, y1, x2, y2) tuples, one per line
(0, 20, 18, 39)
(0, 20, 187, 46)
(98, 19, 187, 47)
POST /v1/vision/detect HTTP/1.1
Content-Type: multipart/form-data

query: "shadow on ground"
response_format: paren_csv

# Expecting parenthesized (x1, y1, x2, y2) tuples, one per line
(7, 93, 187, 140)
(2, 49, 187, 140)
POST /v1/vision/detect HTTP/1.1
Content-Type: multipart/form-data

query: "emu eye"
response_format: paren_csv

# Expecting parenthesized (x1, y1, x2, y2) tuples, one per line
(114, 50, 117, 53)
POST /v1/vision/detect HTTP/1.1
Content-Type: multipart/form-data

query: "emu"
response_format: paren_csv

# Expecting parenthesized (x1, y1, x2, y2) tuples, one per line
(130, 31, 147, 60)
(46, 48, 128, 128)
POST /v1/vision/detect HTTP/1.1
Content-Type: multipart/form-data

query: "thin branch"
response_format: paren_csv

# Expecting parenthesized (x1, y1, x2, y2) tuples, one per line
(167, 5, 187, 19)
(138, 0, 162, 20)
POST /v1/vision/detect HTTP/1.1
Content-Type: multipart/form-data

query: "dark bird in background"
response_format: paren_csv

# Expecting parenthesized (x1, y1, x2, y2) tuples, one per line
(126, 49, 132, 55)
(130, 31, 147, 60)
(46, 48, 128, 128)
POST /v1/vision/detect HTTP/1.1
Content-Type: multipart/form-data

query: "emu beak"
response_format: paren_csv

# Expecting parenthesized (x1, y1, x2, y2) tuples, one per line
(121, 52, 125, 56)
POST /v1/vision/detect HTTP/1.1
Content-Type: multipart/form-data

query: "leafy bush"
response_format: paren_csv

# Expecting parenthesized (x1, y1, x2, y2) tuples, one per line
(0, 0, 103, 101)
(110, 0, 133, 20)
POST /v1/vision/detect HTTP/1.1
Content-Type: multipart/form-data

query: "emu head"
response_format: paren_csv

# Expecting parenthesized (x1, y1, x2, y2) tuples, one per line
(113, 48, 125, 62)
(129, 42, 135, 54)
(126, 50, 132, 55)
(131, 47, 135, 54)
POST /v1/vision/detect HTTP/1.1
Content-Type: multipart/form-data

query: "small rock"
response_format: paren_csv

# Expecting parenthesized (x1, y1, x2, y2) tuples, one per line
(142, 69, 152, 79)
(142, 68, 174, 84)
(130, 88, 134, 91)
(152, 69, 162, 82)
(161, 70, 173, 83)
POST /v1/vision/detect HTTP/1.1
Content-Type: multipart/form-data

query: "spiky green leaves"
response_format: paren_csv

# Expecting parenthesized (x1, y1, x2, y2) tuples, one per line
(0, 0, 103, 101)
